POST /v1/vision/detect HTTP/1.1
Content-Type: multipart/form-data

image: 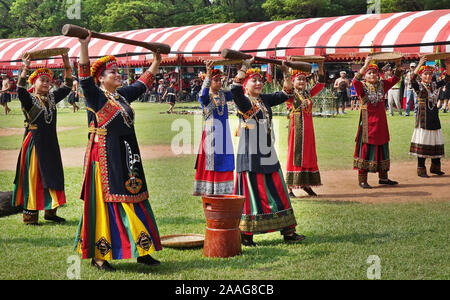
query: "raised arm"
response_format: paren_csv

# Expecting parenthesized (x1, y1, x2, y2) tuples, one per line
(230, 58, 258, 119)
(409, 56, 428, 93)
(263, 61, 294, 107)
(53, 53, 73, 103)
(77, 30, 102, 109)
(352, 56, 373, 98)
(16, 53, 34, 111)
(198, 60, 214, 108)
(118, 51, 161, 102)
(310, 61, 325, 97)
(381, 58, 402, 93)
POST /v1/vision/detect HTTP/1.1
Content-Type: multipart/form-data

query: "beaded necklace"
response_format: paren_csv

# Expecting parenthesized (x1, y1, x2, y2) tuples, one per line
(362, 81, 385, 105)
(421, 82, 439, 110)
(101, 88, 134, 128)
(247, 94, 271, 135)
(209, 91, 225, 116)
(32, 93, 55, 124)
(293, 89, 312, 111)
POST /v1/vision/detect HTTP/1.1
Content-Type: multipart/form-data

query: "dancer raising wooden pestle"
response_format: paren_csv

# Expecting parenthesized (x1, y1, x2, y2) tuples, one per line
(12, 52, 73, 225)
(352, 55, 403, 189)
(74, 30, 163, 272)
(232, 57, 306, 246)
(409, 55, 449, 177)
(193, 60, 235, 196)
(285, 60, 325, 197)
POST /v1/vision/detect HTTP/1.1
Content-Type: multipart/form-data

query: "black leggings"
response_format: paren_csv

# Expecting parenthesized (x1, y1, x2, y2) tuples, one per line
(418, 157, 440, 168)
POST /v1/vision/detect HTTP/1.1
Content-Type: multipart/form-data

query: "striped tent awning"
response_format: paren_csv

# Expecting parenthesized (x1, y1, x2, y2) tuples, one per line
(0, 9, 449, 69)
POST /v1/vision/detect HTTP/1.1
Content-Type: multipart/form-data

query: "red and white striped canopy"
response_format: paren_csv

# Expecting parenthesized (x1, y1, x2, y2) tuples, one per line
(0, 9, 449, 70)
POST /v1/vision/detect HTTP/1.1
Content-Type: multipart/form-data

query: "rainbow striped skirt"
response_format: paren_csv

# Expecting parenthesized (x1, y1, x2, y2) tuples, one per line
(12, 132, 66, 211)
(234, 169, 297, 235)
(74, 143, 162, 260)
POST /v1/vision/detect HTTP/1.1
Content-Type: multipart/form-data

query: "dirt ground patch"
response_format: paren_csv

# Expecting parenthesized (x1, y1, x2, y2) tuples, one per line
(1, 144, 448, 204)
(0, 144, 183, 170)
(292, 160, 450, 204)
(0, 126, 80, 137)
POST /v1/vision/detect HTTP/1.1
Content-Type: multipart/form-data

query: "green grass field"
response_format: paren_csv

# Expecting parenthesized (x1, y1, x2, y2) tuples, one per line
(0, 99, 449, 280)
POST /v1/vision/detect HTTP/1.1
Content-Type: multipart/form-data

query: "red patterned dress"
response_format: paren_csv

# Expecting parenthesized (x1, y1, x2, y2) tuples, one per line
(285, 82, 324, 189)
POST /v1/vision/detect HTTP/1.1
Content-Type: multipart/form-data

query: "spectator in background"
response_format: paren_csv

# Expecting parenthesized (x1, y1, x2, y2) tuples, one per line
(334, 71, 350, 115)
(163, 80, 177, 113)
(67, 78, 80, 112)
(404, 62, 417, 116)
(437, 69, 449, 113)
(385, 65, 403, 116)
(350, 82, 359, 110)
(191, 78, 202, 102)
(157, 79, 165, 103)
(0, 73, 12, 115)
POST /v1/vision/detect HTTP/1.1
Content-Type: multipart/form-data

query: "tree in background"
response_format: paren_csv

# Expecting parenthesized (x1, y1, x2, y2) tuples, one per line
(0, 0, 14, 38)
(381, 0, 450, 12)
(262, 0, 367, 20)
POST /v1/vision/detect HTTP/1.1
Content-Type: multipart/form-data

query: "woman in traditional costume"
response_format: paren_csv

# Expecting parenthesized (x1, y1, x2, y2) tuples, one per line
(74, 32, 162, 271)
(409, 56, 449, 177)
(352, 56, 402, 189)
(231, 58, 305, 246)
(12, 53, 72, 225)
(193, 60, 234, 196)
(285, 62, 325, 197)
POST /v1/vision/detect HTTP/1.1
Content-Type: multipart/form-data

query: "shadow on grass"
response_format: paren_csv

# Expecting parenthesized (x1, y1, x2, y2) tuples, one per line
(114, 246, 294, 275)
(39, 220, 80, 227)
(302, 228, 438, 246)
(158, 216, 205, 226)
(0, 236, 76, 247)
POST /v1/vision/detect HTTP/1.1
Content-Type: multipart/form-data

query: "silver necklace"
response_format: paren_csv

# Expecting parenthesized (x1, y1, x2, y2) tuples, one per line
(32, 93, 55, 124)
(209, 92, 225, 116)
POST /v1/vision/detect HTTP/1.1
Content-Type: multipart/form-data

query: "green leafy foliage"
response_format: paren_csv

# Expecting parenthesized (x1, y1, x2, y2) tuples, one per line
(1, 0, 448, 39)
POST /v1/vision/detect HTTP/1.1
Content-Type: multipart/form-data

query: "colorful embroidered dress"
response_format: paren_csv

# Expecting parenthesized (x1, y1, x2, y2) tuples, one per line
(285, 78, 324, 188)
(193, 77, 235, 195)
(12, 70, 72, 222)
(74, 61, 161, 260)
(409, 71, 448, 174)
(231, 81, 298, 236)
(352, 71, 399, 180)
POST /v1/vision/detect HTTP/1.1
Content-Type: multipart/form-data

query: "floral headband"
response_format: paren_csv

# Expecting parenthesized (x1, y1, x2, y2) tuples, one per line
(211, 69, 222, 80)
(28, 68, 53, 85)
(291, 69, 310, 80)
(91, 55, 119, 84)
(364, 63, 379, 75)
(417, 65, 434, 76)
(243, 68, 262, 87)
